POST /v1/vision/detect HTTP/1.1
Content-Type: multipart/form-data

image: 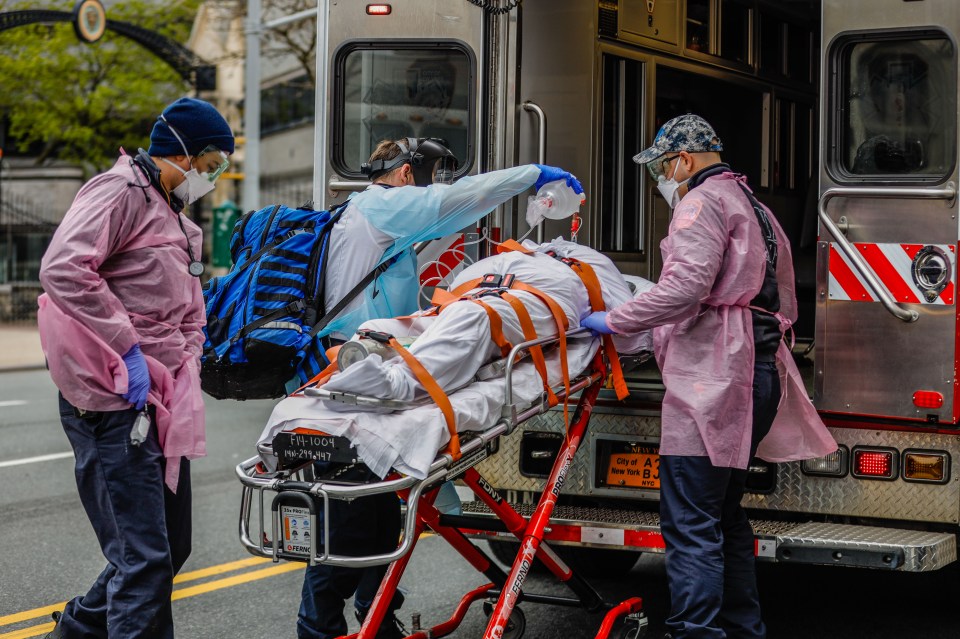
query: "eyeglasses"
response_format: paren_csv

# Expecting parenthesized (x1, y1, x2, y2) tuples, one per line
(646, 154, 680, 181)
(195, 145, 230, 182)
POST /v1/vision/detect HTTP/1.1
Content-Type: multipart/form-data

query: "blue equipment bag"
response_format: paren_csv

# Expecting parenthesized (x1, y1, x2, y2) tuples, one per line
(200, 202, 347, 400)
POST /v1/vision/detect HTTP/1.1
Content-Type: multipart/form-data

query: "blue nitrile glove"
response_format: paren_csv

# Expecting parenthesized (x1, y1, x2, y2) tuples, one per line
(534, 164, 584, 195)
(581, 311, 617, 336)
(121, 344, 151, 410)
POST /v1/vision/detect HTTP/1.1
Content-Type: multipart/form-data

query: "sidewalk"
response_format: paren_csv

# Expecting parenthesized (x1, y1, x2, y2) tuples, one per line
(0, 323, 46, 372)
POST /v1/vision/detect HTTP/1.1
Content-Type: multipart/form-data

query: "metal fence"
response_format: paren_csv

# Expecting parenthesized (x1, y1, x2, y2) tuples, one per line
(0, 193, 57, 322)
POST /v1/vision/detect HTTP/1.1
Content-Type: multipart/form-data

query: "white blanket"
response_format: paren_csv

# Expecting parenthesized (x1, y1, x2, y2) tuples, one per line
(258, 337, 598, 479)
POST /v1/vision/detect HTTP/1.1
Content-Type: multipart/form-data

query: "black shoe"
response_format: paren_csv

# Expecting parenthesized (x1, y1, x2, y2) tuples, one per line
(43, 611, 62, 639)
(355, 607, 407, 639)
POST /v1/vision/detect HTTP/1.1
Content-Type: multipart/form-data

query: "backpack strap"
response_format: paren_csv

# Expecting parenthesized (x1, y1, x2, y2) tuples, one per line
(736, 183, 778, 266)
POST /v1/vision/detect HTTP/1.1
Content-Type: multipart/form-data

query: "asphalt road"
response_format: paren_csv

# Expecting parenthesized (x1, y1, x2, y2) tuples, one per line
(2, 369, 960, 638)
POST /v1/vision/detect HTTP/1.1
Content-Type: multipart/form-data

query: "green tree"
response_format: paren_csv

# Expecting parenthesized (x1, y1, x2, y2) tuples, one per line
(0, 0, 202, 174)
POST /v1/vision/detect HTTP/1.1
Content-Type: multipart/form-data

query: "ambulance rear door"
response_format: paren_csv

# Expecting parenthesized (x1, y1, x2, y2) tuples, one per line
(815, 0, 960, 423)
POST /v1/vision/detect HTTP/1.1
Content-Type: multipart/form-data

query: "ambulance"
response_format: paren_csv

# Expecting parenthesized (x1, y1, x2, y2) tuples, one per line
(312, 0, 960, 574)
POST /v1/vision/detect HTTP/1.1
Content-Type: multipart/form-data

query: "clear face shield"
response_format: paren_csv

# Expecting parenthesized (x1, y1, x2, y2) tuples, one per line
(195, 145, 230, 182)
(431, 156, 457, 185)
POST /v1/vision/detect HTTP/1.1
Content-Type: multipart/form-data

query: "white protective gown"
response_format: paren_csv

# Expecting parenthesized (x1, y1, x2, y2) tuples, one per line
(322, 238, 651, 402)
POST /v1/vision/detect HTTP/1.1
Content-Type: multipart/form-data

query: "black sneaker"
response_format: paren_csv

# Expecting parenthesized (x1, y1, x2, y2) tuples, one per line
(354, 607, 407, 639)
(43, 611, 62, 639)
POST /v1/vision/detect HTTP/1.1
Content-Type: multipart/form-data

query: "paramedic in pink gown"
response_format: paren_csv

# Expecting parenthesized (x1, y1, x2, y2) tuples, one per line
(582, 114, 836, 639)
(37, 98, 234, 639)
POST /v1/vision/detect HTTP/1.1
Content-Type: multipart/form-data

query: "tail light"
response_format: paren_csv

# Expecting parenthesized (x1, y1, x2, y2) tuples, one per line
(366, 4, 392, 14)
(902, 450, 950, 484)
(801, 446, 848, 477)
(851, 447, 898, 480)
(912, 391, 944, 409)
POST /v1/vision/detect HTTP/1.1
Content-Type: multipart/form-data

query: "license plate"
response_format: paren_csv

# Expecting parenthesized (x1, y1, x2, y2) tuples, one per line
(272, 431, 359, 469)
(279, 505, 312, 556)
(596, 440, 660, 490)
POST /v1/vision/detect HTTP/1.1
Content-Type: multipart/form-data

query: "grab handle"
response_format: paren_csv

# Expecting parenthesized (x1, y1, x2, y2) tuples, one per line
(818, 183, 956, 323)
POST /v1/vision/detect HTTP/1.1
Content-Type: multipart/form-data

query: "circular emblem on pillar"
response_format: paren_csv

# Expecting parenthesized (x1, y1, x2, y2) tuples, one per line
(72, 0, 106, 44)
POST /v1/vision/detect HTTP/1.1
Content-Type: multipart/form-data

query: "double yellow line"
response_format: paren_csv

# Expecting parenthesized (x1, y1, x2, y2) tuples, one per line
(0, 557, 305, 639)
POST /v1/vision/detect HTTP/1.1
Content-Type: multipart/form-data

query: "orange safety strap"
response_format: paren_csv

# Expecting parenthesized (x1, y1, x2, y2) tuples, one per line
(434, 285, 513, 357)
(290, 359, 340, 395)
(496, 239, 534, 255)
(384, 337, 461, 460)
(448, 277, 484, 297)
(500, 291, 558, 407)
(472, 298, 513, 357)
(511, 281, 573, 424)
(567, 260, 629, 401)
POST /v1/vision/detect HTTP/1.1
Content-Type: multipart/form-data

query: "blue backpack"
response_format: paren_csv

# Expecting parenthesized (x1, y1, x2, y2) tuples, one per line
(200, 202, 348, 400)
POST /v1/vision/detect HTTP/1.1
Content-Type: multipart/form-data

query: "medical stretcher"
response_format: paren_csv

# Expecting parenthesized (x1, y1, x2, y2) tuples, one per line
(236, 328, 648, 639)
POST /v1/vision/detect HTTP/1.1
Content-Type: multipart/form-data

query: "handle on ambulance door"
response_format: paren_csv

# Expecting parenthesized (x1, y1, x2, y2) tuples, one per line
(523, 101, 547, 243)
(328, 180, 371, 194)
(818, 183, 957, 323)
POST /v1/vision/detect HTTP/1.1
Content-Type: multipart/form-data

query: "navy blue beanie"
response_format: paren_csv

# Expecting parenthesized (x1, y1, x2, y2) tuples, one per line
(148, 97, 235, 157)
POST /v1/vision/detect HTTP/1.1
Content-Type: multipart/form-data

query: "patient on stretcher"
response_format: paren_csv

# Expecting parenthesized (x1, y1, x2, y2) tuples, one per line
(319, 238, 652, 406)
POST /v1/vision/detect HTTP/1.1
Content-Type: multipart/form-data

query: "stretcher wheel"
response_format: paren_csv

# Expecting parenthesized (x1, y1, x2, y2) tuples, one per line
(614, 612, 648, 639)
(482, 601, 526, 639)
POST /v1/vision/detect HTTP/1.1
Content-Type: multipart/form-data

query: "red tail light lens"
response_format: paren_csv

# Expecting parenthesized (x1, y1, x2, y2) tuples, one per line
(852, 447, 898, 480)
(912, 391, 944, 409)
(366, 4, 392, 14)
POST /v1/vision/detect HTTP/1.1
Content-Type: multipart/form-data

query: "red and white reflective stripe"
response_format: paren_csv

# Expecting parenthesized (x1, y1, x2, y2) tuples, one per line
(828, 243, 955, 305)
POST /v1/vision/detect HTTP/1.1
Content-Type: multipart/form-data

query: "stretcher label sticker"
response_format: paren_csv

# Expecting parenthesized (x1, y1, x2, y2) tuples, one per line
(280, 506, 312, 556)
(671, 199, 703, 231)
(272, 432, 359, 469)
(599, 442, 660, 490)
(581, 527, 625, 546)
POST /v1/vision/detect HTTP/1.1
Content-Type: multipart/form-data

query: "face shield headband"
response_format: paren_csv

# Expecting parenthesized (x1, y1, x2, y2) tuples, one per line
(361, 137, 459, 186)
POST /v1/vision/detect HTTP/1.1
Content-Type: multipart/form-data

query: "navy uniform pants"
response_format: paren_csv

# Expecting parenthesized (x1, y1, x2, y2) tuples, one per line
(297, 463, 402, 639)
(57, 395, 191, 639)
(660, 361, 780, 639)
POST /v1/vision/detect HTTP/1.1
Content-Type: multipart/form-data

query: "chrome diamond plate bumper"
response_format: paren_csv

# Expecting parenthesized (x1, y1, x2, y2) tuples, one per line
(461, 502, 956, 571)
(475, 409, 960, 524)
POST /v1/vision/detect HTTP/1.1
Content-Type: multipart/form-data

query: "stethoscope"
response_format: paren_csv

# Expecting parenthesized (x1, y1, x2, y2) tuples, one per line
(174, 211, 205, 277)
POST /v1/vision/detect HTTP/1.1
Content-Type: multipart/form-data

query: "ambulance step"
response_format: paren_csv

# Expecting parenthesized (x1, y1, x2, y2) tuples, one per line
(775, 522, 956, 572)
(458, 502, 957, 571)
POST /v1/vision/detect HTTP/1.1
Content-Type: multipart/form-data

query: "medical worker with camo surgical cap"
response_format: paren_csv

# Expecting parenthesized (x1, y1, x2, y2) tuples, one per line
(37, 97, 234, 639)
(582, 114, 835, 639)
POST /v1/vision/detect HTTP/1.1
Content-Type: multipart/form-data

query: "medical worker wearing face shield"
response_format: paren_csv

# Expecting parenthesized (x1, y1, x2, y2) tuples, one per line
(37, 97, 234, 639)
(297, 138, 584, 639)
(582, 114, 835, 639)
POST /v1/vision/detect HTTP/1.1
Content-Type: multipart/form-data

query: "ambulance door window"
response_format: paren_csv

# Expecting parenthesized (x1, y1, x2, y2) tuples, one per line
(833, 33, 956, 181)
(599, 55, 646, 254)
(332, 43, 475, 178)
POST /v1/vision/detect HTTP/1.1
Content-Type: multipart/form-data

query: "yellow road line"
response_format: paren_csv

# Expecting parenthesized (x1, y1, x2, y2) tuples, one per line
(171, 562, 304, 600)
(0, 604, 64, 628)
(0, 557, 297, 630)
(0, 622, 53, 639)
(173, 556, 271, 585)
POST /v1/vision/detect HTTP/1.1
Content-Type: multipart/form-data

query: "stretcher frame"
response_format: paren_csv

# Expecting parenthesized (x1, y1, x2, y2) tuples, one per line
(236, 329, 647, 639)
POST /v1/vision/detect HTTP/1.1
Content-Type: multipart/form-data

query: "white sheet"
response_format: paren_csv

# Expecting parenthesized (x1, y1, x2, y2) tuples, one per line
(258, 337, 598, 479)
